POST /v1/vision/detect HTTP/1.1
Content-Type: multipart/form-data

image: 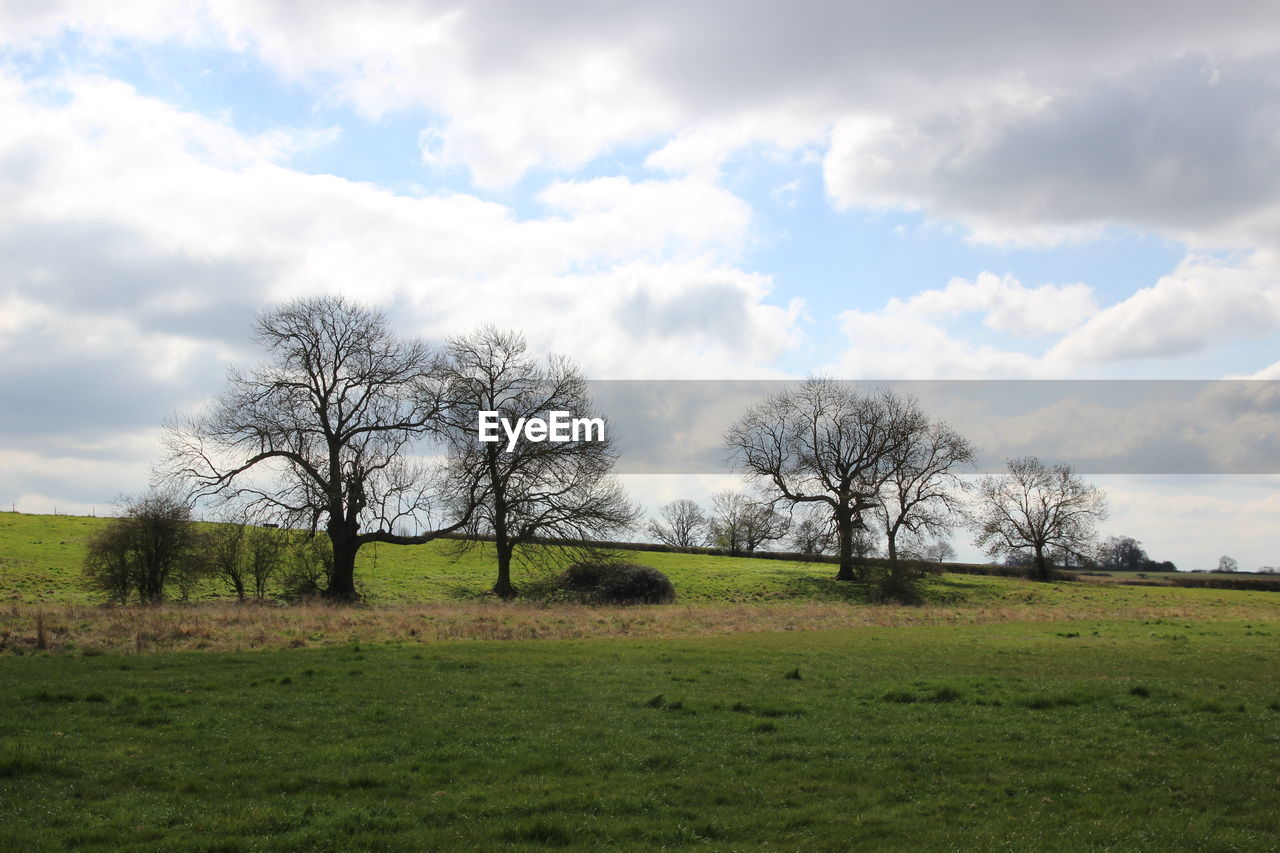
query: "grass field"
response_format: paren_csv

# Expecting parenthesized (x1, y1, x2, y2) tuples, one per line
(3, 511, 1277, 610)
(2, 512, 1279, 849)
(3, 620, 1278, 850)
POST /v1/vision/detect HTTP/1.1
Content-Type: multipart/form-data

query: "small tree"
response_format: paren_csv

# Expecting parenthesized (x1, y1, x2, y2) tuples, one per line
(245, 526, 288, 599)
(788, 505, 835, 556)
(206, 517, 250, 600)
(440, 327, 638, 598)
(648, 499, 709, 549)
(205, 513, 289, 600)
(876, 419, 974, 599)
(1217, 555, 1239, 573)
(83, 491, 201, 604)
(708, 491, 789, 556)
(922, 541, 956, 564)
(971, 457, 1107, 581)
(1098, 536, 1149, 571)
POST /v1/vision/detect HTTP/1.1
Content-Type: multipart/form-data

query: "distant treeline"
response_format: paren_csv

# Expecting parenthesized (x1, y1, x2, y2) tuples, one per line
(437, 532, 1081, 582)
(1166, 574, 1280, 592)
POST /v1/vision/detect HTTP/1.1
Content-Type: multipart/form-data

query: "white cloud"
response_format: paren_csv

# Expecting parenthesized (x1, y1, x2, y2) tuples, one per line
(0, 72, 793, 366)
(10, 1, 1280, 195)
(1050, 252, 1280, 363)
(1232, 361, 1280, 380)
(826, 272, 1095, 378)
(830, 252, 1280, 377)
(0, 69, 802, 507)
(1095, 475, 1280, 571)
(902, 272, 1096, 337)
(830, 308, 1052, 379)
(824, 55, 1280, 247)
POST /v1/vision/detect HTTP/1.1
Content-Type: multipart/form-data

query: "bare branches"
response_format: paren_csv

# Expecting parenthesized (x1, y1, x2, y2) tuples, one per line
(440, 327, 638, 598)
(724, 379, 930, 581)
(970, 456, 1108, 580)
(162, 295, 479, 601)
(877, 419, 976, 562)
(648, 499, 710, 549)
(708, 491, 789, 556)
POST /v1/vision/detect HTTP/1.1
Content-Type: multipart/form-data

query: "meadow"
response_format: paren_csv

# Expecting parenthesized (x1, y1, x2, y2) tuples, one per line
(2, 512, 1278, 850)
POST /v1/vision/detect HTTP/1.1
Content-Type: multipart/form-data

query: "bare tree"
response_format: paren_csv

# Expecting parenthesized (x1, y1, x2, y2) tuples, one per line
(876, 419, 975, 592)
(439, 327, 638, 598)
(205, 511, 291, 600)
(708, 491, 790, 556)
(724, 379, 927, 580)
(921, 541, 957, 564)
(648, 499, 709, 549)
(788, 504, 835, 556)
(970, 456, 1107, 581)
(205, 516, 250, 600)
(163, 296, 482, 601)
(1217, 555, 1239, 573)
(83, 490, 202, 604)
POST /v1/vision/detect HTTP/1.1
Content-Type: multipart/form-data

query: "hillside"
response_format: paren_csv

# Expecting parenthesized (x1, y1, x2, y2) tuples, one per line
(2, 507, 1280, 627)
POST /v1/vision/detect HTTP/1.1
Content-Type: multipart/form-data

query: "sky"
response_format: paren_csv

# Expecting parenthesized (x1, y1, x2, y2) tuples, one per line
(1, 2, 1278, 569)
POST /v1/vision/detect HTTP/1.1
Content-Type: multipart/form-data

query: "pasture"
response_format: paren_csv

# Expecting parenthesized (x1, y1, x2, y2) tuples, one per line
(1, 512, 1278, 850)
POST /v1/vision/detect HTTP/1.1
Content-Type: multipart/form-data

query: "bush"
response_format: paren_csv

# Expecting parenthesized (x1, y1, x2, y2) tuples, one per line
(278, 534, 334, 602)
(557, 561, 676, 605)
(83, 491, 202, 604)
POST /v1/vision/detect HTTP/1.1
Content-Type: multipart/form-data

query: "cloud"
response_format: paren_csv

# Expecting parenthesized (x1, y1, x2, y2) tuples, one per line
(0, 69, 801, 507)
(824, 55, 1280, 247)
(900, 272, 1096, 337)
(1232, 361, 1280, 380)
(1050, 252, 1280, 363)
(9, 2, 1280, 193)
(826, 272, 1094, 378)
(830, 253, 1280, 376)
(1095, 475, 1280, 571)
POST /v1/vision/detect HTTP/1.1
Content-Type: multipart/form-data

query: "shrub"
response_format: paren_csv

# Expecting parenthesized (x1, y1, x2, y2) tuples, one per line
(278, 535, 334, 602)
(557, 561, 676, 605)
(83, 490, 203, 604)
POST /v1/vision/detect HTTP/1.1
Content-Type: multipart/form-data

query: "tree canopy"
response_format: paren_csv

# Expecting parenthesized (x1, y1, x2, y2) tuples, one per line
(164, 296, 482, 600)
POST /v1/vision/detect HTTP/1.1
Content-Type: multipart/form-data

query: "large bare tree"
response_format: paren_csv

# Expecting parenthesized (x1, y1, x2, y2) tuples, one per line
(440, 327, 637, 598)
(970, 456, 1107, 580)
(724, 379, 927, 580)
(163, 296, 481, 601)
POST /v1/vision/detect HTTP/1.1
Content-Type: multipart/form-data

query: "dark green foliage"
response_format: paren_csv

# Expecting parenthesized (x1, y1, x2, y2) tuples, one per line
(558, 561, 676, 604)
(82, 491, 201, 604)
(278, 535, 335, 601)
(1169, 574, 1280, 592)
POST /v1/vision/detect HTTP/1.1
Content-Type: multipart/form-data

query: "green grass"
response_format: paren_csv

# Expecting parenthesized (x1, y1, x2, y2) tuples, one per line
(4, 512, 1279, 848)
(4, 513, 1278, 616)
(2, 619, 1278, 850)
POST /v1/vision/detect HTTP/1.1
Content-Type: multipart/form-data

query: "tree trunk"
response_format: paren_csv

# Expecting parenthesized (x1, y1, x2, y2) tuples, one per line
(835, 511, 856, 581)
(1033, 544, 1049, 581)
(881, 527, 912, 603)
(494, 541, 515, 599)
(325, 530, 361, 602)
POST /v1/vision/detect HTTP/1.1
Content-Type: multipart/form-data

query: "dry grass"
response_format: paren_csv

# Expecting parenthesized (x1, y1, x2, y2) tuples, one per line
(3, 596, 1278, 656)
